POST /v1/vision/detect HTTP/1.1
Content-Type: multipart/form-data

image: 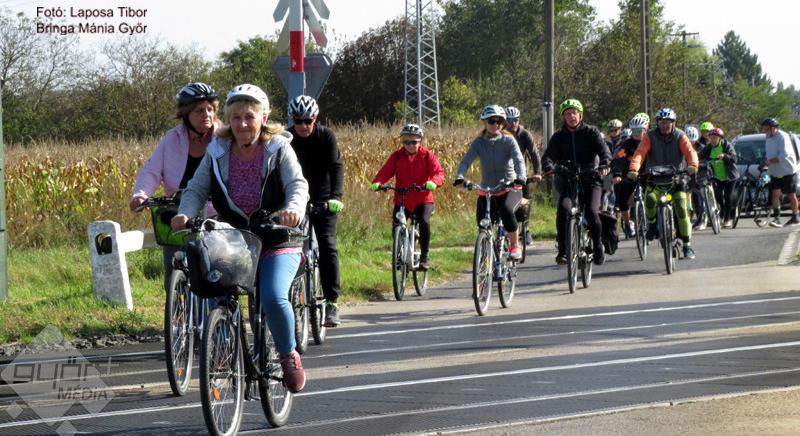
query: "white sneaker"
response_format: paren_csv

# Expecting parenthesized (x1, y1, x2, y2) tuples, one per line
(723, 220, 733, 228)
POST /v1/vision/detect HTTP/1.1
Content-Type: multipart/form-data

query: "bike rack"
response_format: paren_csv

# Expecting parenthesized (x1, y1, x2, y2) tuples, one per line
(87, 220, 156, 310)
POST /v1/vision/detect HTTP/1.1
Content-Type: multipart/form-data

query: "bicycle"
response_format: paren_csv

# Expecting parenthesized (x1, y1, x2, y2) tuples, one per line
(696, 161, 722, 235)
(642, 165, 689, 275)
(463, 180, 518, 315)
(552, 164, 598, 293)
(632, 181, 648, 261)
(190, 219, 300, 434)
(734, 164, 772, 227)
(290, 202, 327, 354)
(135, 194, 208, 397)
(377, 185, 429, 301)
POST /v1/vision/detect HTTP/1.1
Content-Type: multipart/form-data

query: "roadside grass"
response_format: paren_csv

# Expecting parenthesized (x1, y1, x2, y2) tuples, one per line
(3, 203, 555, 344)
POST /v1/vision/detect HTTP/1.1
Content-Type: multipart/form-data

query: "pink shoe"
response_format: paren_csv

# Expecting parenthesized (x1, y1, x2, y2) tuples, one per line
(509, 244, 522, 260)
(279, 351, 306, 393)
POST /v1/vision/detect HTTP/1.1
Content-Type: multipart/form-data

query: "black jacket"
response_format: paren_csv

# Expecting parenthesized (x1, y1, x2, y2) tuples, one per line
(512, 126, 542, 175)
(288, 124, 345, 202)
(610, 137, 641, 177)
(542, 122, 611, 173)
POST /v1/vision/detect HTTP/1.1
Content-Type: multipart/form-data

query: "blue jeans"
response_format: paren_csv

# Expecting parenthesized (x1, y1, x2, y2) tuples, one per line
(258, 253, 301, 354)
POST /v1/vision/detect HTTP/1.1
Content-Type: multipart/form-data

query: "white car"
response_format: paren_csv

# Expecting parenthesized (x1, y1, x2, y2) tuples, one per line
(732, 132, 800, 196)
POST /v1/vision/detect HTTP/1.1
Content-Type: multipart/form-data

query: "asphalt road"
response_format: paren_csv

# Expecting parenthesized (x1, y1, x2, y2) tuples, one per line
(1, 219, 799, 435)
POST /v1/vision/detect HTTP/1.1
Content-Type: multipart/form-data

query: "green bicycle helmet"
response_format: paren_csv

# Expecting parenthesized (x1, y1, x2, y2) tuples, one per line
(559, 98, 584, 115)
(151, 206, 189, 247)
(699, 121, 714, 132)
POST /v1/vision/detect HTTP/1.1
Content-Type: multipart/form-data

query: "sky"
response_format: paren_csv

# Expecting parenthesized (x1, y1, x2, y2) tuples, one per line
(1, 0, 797, 87)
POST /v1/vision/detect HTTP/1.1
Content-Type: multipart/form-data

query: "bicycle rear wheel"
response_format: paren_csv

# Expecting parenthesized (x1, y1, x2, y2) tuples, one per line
(706, 187, 721, 235)
(412, 224, 428, 296)
(580, 226, 593, 288)
(164, 269, 193, 397)
(732, 186, 748, 228)
(259, 314, 293, 427)
(391, 226, 408, 301)
(566, 216, 579, 293)
(308, 263, 326, 345)
(472, 231, 493, 316)
(498, 258, 516, 308)
(291, 275, 309, 354)
(200, 306, 244, 436)
(634, 198, 647, 261)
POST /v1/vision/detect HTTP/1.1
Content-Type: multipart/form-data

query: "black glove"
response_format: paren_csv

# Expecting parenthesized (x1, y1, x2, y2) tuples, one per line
(453, 178, 464, 187)
(513, 179, 525, 188)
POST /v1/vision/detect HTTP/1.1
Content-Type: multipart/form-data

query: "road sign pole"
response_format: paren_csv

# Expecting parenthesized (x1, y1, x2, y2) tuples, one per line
(288, 0, 306, 124)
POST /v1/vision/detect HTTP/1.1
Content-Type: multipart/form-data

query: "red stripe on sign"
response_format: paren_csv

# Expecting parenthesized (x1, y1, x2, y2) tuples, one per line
(290, 31, 304, 72)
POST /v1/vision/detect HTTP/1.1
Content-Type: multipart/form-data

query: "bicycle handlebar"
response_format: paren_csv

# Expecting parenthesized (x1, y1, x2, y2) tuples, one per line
(461, 180, 512, 195)
(376, 184, 426, 193)
(133, 193, 181, 213)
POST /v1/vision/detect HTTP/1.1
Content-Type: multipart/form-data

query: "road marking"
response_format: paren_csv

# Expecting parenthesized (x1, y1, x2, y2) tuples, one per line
(241, 368, 800, 433)
(308, 311, 800, 359)
(2, 342, 799, 430)
(328, 295, 800, 339)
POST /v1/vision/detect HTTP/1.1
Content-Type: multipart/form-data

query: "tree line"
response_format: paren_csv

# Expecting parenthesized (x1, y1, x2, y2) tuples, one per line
(1, 0, 799, 145)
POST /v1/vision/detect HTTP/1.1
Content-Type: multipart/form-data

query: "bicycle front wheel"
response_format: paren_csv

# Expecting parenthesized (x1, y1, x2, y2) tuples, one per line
(392, 226, 408, 301)
(634, 199, 648, 261)
(581, 227, 593, 288)
(200, 306, 244, 436)
(164, 269, 193, 397)
(566, 216, 579, 293)
(706, 188, 721, 235)
(291, 275, 309, 354)
(259, 315, 294, 427)
(472, 231, 493, 316)
(308, 262, 326, 345)
(660, 206, 675, 275)
(732, 186, 747, 228)
(498, 255, 516, 308)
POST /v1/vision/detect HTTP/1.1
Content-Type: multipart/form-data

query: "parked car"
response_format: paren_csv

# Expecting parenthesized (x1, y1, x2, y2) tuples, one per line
(732, 132, 800, 197)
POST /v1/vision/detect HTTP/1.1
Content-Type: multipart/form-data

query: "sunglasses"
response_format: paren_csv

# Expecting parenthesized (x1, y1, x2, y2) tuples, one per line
(486, 118, 504, 125)
(507, 118, 519, 123)
(293, 118, 314, 125)
(402, 140, 421, 145)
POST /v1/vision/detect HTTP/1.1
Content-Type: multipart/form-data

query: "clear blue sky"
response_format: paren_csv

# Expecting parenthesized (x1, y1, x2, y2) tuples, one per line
(1, 0, 796, 87)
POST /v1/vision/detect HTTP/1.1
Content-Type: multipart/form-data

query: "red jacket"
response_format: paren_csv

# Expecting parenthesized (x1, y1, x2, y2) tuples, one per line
(372, 146, 445, 211)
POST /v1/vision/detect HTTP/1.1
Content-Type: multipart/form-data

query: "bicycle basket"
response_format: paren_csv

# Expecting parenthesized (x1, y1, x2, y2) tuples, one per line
(186, 227, 262, 298)
(647, 165, 676, 185)
(150, 205, 188, 246)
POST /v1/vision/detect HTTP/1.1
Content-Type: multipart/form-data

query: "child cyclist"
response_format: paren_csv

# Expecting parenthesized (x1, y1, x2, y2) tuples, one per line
(370, 124, 445, 270)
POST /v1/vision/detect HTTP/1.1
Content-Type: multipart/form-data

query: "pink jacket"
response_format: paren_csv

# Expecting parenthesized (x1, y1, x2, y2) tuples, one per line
(131, 123, 217, 217)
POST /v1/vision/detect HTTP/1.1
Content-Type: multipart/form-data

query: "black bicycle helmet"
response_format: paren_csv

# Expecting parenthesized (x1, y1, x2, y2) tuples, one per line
(176, 82, 218, 108)
(760, 117, 779, 128)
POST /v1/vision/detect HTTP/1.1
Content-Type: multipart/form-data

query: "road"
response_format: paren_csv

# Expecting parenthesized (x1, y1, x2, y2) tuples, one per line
(1, 219, 799, 435)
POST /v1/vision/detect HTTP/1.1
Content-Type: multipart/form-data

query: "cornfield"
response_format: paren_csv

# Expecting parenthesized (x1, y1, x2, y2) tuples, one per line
(6, 124, 546, 248)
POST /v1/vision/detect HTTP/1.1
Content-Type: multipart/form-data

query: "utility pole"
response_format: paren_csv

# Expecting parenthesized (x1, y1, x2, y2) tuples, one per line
(639, 0, 652, 115)
(670, 30, 699, 123)
(404, 0, 441, 128)
(543, 0, 554, 144)
(0, 88, 6, 303)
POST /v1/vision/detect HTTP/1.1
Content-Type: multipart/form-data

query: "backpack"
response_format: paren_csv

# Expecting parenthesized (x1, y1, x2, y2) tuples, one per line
(599, 211, 619, 255)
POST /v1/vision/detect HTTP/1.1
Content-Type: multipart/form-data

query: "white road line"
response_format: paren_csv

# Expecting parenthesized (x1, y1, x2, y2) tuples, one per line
(328, 295, 800, 339)
(243, 368, 800, 433)
(307, 311, 800, 359)
(2, 341, 799, 430)
(778, 228, 800, 265)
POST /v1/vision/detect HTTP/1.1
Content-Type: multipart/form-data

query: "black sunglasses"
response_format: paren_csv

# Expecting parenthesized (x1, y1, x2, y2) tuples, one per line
(402, 140, 421, 145)
(293, 118, 314, 125)
(486, 118, 504, 125)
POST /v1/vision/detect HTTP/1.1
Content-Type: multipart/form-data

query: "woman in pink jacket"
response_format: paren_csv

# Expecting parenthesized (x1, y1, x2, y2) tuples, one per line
(129, 82, 220, 287)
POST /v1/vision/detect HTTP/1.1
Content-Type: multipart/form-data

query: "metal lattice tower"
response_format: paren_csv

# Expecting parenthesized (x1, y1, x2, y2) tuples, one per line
(404, 0, 440, 128)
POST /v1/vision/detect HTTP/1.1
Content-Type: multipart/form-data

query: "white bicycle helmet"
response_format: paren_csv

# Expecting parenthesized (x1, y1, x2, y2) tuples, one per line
(400, 123, 424, 138)
(288, 95, 319, 118)
(621, 128, 632, 140)
(629, 112, 650, 129)
(655, 107, 677, 121)
(608, 119, 623, 129)
(480, 105, 506, 120)
(685, 126, 700, 142)
(225, 84, 270, 112)
(504, 106, 521, 120)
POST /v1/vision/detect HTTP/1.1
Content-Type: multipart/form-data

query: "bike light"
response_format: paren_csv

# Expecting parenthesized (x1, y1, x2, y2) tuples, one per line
(570, 207, 578, 214)
(480, 218, 492, 228)
(207, 269, 222, 283)
(666, 193, 672, 202)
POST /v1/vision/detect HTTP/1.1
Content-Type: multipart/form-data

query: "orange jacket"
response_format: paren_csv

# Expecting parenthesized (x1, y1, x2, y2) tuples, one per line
(629, 129, 698, 172)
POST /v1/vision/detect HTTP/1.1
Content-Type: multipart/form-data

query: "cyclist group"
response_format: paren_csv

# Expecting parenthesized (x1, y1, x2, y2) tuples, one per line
(129, 81, 798, 421)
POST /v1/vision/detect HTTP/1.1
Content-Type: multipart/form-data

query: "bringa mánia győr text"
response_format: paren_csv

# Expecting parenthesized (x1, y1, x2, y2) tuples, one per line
(36, 7, 148, 35)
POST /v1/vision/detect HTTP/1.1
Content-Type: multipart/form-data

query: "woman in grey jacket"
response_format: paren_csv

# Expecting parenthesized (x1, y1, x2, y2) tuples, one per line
(171, 84, 310, 393)
(454, 105, 527, 259)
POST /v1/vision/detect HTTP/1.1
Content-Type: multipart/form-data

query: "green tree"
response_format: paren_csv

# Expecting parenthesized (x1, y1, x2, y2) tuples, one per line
(439, 76, 480, 125)
(714, 31, 769, 87)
